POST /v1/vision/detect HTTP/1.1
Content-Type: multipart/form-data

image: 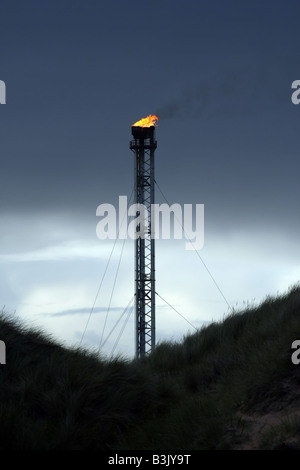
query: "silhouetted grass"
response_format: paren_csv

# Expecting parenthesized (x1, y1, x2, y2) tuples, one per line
(1, 284, 300, 449)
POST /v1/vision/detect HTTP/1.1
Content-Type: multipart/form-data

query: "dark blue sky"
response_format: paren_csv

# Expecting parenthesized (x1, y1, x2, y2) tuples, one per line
(2, 2, 300, 216)
(1, 1, 300, 356)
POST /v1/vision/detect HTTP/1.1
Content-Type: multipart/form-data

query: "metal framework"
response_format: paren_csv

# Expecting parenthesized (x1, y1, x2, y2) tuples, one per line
(130, 125, 157, 358)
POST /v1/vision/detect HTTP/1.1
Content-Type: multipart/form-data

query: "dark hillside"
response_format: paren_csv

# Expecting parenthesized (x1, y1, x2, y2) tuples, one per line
(1, 285, 300, 450)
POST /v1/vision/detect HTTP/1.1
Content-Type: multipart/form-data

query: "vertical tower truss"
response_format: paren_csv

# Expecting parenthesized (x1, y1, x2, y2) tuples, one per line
(130, 126, 157, 358)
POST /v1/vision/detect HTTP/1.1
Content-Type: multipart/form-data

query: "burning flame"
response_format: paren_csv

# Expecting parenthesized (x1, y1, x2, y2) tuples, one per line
(132, 114, 158, 127)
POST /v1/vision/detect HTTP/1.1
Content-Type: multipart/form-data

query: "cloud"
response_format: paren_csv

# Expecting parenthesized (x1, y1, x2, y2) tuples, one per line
(43, 306, 126, 317)
(0, 237, 124, 263)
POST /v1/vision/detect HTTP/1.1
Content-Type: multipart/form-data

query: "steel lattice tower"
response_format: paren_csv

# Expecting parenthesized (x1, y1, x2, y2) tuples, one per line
(130, 125, 157, 358)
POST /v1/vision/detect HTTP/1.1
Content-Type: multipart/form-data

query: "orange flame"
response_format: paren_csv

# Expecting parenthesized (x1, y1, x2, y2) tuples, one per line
(132, 114, 158, 127)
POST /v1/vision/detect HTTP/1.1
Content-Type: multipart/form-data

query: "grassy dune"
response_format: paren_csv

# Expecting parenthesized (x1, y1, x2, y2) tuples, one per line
(1, 284, 300, 450)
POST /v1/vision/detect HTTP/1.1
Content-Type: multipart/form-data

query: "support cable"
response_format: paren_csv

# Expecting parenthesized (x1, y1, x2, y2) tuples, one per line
(79, 235, 119, 347)
(100, 295, 135, 351)
(110, 299, 135, 358)
(154, 179, 233, 313)
(79, 187, 134, 347)
(156, 291, 197, 331)
(98, 235, 127, 351)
